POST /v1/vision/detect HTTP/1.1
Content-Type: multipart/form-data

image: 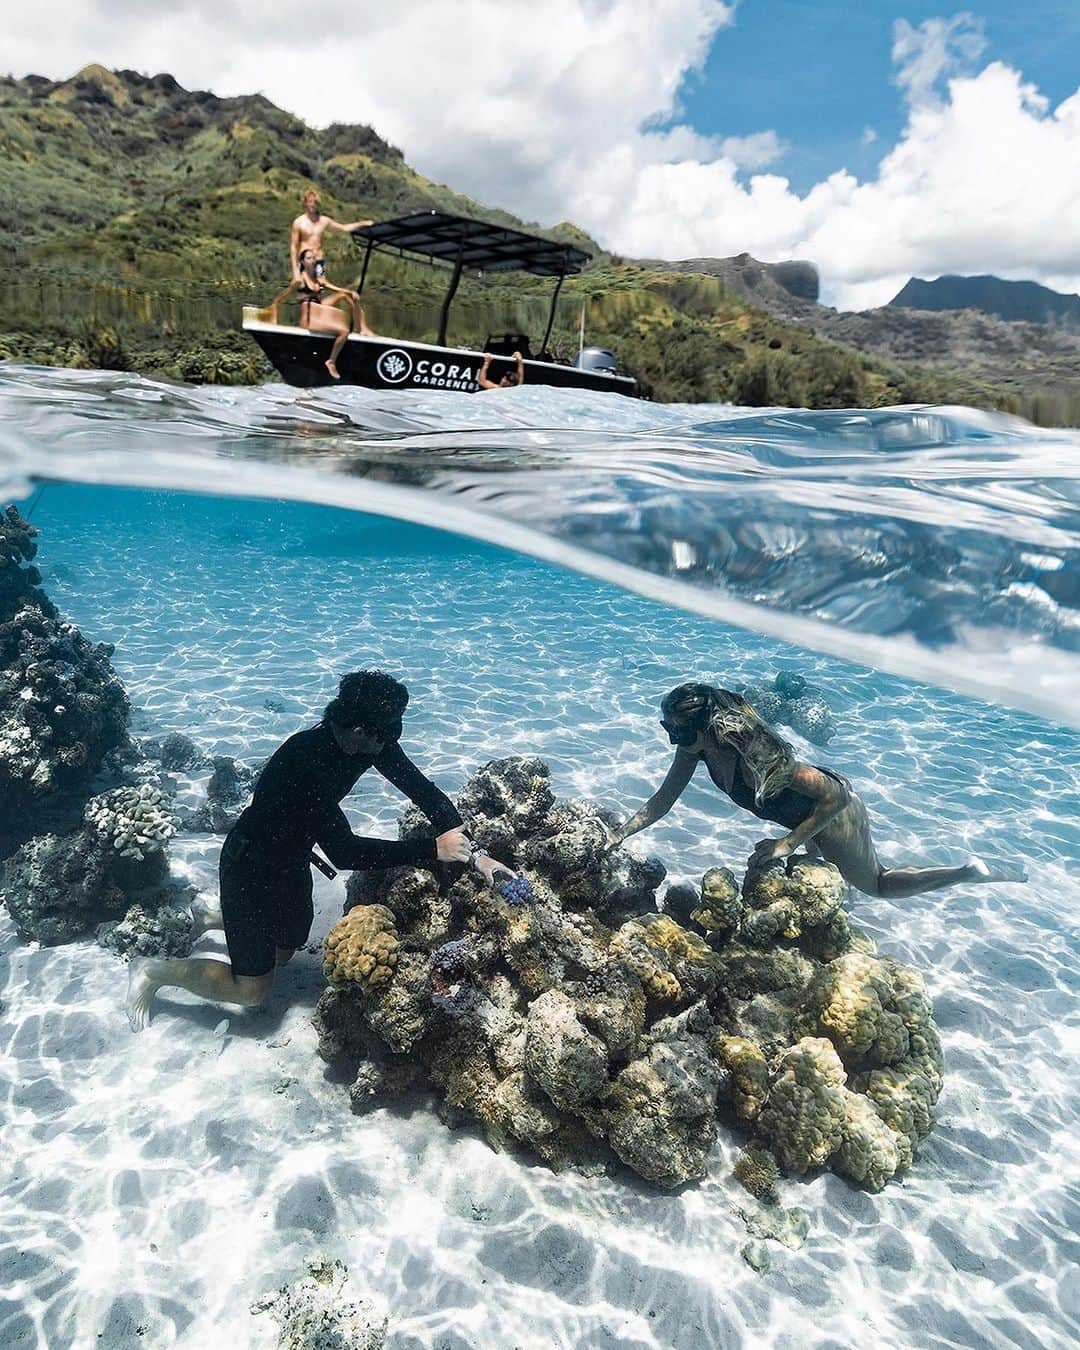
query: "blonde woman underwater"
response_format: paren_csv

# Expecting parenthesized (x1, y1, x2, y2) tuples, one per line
(610, 683, 1026, 897)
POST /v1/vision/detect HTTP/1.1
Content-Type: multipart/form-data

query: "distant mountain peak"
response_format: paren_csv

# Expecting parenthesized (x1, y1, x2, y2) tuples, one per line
(889, 274, 1080, 332)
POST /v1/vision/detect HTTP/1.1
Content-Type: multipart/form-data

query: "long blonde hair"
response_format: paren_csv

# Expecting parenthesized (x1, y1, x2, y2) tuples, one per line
(662, 683, 796, 806)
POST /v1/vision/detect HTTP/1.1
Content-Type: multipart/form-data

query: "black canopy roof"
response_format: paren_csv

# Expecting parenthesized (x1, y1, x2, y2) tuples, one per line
(352, 211, 591, 277)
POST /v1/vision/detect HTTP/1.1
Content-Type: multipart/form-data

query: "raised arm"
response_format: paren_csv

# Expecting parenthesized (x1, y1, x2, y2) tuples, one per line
(749, 763, 851, 866)
(513, 350, 525, 386)
(477, 353, 499, 390)
(611, 749, 698, 845)
(327, 217, 375, 234)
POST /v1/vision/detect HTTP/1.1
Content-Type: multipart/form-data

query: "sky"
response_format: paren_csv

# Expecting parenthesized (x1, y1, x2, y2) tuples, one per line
(6, 1, 1080, 309)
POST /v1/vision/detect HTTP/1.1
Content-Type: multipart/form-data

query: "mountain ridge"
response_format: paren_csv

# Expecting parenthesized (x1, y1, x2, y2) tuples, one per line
(2, 64, 1077, 421)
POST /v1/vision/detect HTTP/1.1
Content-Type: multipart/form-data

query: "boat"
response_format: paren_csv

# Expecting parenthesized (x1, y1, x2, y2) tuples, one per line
(242, 210, 639, 396)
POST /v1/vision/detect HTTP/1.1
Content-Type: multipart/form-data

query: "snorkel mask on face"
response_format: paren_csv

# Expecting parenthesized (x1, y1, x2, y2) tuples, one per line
(353, 713, 403, 745)
(659, 682, 715, 747)
(660, 716, 701, 747)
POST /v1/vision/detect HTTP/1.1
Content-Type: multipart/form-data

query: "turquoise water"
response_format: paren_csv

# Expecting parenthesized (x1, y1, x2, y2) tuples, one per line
(0, 368, 1078, 1348)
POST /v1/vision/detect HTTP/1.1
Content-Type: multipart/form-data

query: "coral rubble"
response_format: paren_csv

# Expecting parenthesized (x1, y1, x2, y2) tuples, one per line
(314, 756, 943, 1193)
(251, 1259, 387, 1350)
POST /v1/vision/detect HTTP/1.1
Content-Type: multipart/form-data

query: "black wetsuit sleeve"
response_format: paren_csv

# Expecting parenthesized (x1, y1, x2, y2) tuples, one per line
(315, 806, 438, 871)
(373, 741, 463, 834)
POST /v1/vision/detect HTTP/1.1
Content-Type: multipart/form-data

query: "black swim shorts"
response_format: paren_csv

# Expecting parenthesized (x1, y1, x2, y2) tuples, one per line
(219, 830, 314, 977)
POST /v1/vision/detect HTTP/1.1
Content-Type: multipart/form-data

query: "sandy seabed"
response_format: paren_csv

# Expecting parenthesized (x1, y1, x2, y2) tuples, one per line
(1, 486, 1077, 1349)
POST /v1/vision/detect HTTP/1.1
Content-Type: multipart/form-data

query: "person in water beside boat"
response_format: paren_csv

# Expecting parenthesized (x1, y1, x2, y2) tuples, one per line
(270, 248, 373, 379)
(608, 682, 1026, 896)
(290, 187, 373, 282)
(478, 350, 525, 390)
(126, 670, 510, 1032)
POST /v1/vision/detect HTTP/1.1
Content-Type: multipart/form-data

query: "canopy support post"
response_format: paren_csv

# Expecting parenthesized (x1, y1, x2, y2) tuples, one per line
(541, 270, 566, 354)
(356, 238, 374, 297)
(437, 237, 466, 346)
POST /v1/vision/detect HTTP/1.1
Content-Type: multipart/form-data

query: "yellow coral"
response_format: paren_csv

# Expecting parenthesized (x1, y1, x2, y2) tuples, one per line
(712, 1035, 770, 1122)
(757, 1037, 847, 1174)
(691, 866, 742, 933)
(834, 1089, 911, 1191)
(323, 904, 399, 992)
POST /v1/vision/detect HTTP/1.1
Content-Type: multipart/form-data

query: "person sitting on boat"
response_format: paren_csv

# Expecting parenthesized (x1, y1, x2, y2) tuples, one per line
(477, 350, 525, 390)
(607, 682, 1026, 897)
(290, 187, 373, 282)
(270, 249, 373, 380)
(126, 670, 512, 1032)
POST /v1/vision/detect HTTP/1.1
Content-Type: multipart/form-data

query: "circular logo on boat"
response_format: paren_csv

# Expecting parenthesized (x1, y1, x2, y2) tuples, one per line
(376, 349, 413, 384)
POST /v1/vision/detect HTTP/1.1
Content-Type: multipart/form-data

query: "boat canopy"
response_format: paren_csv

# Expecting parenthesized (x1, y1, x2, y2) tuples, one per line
(351, 211, 592, 348)
(351, 211, 591, 276)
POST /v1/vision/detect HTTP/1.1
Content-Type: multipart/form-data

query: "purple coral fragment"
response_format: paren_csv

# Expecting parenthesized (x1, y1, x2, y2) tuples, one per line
(498, 875, 534, 906)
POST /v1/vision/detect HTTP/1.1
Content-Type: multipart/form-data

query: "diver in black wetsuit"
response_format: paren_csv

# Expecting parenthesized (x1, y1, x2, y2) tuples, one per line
(126, 670, 505, 1031)
(609, 683, 1026, 897)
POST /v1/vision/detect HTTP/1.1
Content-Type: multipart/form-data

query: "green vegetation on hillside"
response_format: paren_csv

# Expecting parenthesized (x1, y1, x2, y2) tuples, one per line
(0, 65, 1025, 411)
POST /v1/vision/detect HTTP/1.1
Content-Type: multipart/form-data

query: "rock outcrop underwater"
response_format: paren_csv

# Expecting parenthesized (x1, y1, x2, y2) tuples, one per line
(0, 506, 196, 954)
(315, 756, 944, 1195)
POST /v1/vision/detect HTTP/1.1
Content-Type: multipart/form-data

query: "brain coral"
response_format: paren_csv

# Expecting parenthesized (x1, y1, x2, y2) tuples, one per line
(757, 1037, 847, 1174)
(324, 904, 399, 992)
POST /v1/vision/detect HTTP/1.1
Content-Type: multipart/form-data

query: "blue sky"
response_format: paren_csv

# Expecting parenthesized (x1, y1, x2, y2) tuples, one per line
(677, 0, 1080, 192)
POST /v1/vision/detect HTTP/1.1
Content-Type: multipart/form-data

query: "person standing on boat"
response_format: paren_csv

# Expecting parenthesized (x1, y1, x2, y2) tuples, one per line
(290, 187, 373, 282)
(608, 682, 1026, 897)
(126, 670, 507, 1032)
(477, 350, 525, 390)
(270, 248, 373, 379)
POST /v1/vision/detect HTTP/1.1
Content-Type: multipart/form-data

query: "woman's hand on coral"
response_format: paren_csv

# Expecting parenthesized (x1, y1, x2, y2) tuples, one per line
(749, 836, 794, 868)
(601, 823, 625, 853)
(436, 827, 470, 863)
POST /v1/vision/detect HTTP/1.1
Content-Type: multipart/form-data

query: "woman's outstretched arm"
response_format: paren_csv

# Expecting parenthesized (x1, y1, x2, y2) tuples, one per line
(611, 749, 698, 844)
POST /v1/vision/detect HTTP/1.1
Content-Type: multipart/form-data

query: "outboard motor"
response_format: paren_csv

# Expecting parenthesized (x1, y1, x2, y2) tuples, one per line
(574, 346, 619, 375)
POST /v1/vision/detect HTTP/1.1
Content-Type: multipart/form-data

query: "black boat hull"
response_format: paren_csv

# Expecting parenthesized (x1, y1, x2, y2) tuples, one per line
(242, 318, 639, 397)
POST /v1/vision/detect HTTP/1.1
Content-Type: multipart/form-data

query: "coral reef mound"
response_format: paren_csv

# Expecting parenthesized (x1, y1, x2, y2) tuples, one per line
(314, 756, 943, 1193)
(0, 506, 131, 855)
(0, 783, 193, 948)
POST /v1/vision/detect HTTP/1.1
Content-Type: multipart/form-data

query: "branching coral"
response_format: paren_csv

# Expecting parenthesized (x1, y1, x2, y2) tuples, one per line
(84, 784, 176, 861)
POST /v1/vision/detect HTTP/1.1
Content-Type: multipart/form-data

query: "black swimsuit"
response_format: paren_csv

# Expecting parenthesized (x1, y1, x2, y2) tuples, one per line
(706, 755, 843, 831)
(297, 277, 322, 316)
(220, 723, 461, 976)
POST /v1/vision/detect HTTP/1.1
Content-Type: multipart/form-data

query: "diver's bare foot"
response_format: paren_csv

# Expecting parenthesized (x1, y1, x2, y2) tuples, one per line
(325, 360, 340, 380)
(188, 897, 223, 942)
(965, 856, 1028, 884)
(126, 958, 161, 1032)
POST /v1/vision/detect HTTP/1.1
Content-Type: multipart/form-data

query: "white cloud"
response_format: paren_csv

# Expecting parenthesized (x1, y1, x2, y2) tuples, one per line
(6, 2, 1080, 311)
(891, 12, 986, 108)
(719, 130, 786, 169)
(861, 126, 878, 147)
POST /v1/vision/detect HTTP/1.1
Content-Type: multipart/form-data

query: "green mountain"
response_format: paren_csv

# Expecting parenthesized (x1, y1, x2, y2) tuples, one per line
(0, 64, 1036, 412)
(890, 275, 1080, 332)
